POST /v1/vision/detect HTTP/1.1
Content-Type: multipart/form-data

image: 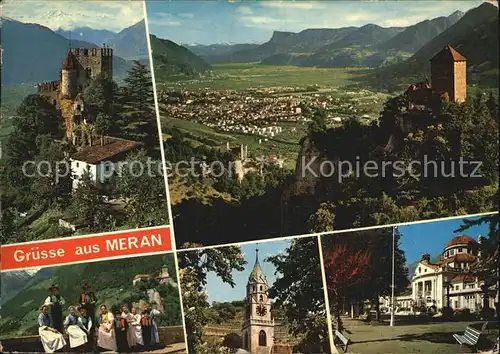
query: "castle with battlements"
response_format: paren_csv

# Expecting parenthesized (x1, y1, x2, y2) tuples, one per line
(37, 47, 113, 143)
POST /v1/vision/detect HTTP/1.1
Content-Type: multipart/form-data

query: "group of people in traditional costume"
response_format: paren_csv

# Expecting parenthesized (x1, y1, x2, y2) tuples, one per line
(38, 284, 162, 353)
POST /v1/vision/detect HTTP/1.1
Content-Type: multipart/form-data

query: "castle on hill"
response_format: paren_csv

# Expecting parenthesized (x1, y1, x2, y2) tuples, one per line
(37, 47, 113, 144)
(405, 45, 467, 109)
(36, 47, 143, 192)
(395, 45, 467, 135)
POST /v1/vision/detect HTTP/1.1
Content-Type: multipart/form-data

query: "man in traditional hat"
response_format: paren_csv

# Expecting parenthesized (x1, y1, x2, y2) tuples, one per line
(44, 285, 66, 333)
(79, 283, 97, 327)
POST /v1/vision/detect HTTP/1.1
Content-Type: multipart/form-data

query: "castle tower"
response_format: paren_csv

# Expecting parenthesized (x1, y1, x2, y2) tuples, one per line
(430, 45, 467, 103)
(242, 249, 275, 354)
(69, 47, 113, 92)
(61, 51, 77, 98)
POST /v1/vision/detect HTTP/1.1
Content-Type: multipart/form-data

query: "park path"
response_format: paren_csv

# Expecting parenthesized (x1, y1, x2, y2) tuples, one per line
(105, 342, 186, 353)
(339, 316, 479, 354)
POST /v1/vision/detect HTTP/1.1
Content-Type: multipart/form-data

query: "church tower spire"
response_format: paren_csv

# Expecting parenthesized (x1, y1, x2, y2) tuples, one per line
(242, 248, 274, 353)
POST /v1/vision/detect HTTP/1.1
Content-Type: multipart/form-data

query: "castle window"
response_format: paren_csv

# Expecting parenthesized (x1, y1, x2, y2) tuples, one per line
(260, 285, 263, 291)
(258, 330, 266, 347)
(84, 49, 89, 56)
(77, 104, 81, 112)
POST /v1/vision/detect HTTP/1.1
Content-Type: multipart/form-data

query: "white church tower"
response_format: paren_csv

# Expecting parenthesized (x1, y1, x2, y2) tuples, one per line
(242, 249, 275, 354)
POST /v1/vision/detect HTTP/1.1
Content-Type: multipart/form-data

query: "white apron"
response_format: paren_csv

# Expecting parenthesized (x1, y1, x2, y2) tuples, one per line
(66, 325, 88, 348)
(38, 327, 66, 353)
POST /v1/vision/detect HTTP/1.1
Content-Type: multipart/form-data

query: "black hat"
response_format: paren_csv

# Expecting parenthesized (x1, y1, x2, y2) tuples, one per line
(48, 284, 58, 291)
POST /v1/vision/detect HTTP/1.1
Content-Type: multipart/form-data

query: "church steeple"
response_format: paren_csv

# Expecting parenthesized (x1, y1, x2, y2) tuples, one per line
(243, 247, 274, 353)
(249, 248, 267, 285)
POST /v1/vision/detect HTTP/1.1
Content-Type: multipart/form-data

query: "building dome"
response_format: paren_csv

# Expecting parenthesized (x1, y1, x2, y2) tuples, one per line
(445, 235, 477, 249)
(62, 50, 76, 70)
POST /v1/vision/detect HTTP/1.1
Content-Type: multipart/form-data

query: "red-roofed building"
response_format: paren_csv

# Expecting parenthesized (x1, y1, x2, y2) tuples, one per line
(71, 136, 142, 190)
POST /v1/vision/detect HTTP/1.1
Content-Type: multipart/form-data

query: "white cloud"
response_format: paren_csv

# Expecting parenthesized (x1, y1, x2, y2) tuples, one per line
(179, 13, 195, 19)
(237, 6, 254, 15)
(260, 2, 326, 10)
(240, 15, 284, 29)
(344, 12, 376, 23)
(381, 15, 427, 27)
(1, 0, 143, 32)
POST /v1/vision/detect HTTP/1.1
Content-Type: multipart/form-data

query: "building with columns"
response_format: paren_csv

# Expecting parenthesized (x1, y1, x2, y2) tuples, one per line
(382, 234, 498, 313)
(242, 249, 275, 354)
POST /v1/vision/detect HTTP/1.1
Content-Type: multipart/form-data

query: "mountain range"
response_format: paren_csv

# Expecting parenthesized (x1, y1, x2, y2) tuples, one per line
(1, 269, 56, 306)
(0, 18, 148, 84)
(150, 34, 211, 81)
(183, 10, 464, 68)
(367, 2, 499, 89)
(55, 26, 116, 47)
(155, 2, 497, 89)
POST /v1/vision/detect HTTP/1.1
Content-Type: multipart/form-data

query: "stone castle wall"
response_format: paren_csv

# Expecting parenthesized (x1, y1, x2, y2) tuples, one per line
(157, 325, 185, 345)
(70, 47, 113, 81)
(61, 70, 77, 98)
(430, 60, 454, 100)
(453, 61, 467, 103)
(272, 344, 293, 354)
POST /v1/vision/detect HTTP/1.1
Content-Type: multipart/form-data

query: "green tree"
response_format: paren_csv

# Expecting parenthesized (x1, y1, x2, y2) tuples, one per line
(178, 246, 246, 353)
(267, 238, 330, 353)
(307, 202, 335, 232)
(71, 170, 114, 232)
(118, 61, 157, 148)
(116, 149, 169, 227)
(0, 207, 16, 242)
(7, 94, 63, 163)
(455, 214, 499, 316)
(83, 73, 119, 117)
(94, 113, 114, 145)
(29, 136, 72, 208)
(308, 108, 328, 135)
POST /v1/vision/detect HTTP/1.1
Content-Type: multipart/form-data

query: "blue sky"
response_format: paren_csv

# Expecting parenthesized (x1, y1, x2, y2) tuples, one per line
(398, 216, 491, 264)
(205, 239, 290, 304)
(1, 0, 143, 32)
(145, 0, 487, 45)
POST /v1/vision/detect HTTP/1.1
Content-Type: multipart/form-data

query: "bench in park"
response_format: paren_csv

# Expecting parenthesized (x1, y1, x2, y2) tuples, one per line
(453, 326, 482, 351)
(334, 330, 350, 353)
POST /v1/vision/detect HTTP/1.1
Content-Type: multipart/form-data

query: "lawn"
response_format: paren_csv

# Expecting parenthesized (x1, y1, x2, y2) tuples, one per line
(339, 316, 499, 353)
(156, 63, 367, 91)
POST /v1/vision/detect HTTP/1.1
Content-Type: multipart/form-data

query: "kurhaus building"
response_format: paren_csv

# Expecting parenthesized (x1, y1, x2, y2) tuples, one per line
(387, 234, 498, 313)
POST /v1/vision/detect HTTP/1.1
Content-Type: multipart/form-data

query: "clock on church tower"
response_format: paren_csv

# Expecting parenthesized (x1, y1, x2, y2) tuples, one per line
(242, 249, 275, 354)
